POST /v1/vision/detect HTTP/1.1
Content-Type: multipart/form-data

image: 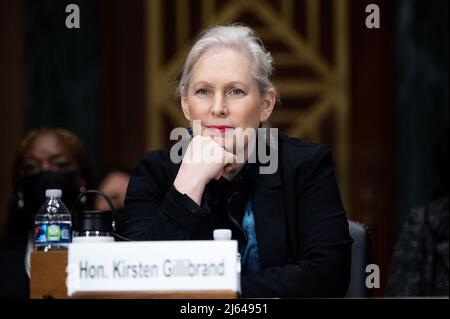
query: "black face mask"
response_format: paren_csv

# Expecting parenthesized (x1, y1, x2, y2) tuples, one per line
(18, 170, 81, 221)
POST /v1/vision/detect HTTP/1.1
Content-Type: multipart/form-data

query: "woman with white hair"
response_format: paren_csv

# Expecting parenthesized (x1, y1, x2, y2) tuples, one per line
(124, 24, 352, 297)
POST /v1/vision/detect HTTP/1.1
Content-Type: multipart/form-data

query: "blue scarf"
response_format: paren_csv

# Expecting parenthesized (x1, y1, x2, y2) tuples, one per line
(240, 196, 261, 274)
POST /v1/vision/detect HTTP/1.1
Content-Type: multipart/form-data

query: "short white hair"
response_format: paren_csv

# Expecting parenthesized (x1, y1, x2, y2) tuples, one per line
(178, 24, 275, 97)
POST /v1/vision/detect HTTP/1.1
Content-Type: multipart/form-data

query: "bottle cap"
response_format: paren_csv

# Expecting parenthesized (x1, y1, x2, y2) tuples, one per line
(213, 229, 232, 240)
(45, 189, 62, 198)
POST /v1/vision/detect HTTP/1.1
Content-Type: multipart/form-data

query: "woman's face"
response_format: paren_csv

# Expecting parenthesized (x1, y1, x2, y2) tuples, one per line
(181, 47, 275, 151)
(17, 132, 84, 217)
(21, 133, 78, 177)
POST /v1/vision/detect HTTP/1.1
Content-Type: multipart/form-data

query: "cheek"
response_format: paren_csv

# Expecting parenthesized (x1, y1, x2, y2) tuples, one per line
(187, 98, 210, 118)
(235, 102, 262, 127)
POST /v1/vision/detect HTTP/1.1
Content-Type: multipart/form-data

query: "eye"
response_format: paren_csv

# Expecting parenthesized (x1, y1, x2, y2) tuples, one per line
(229, 88, 245, 96)
(52, 159, 70, 170)
(49, 155, 71, 171)
(195, 88, 209, 95)
(22, 161, 39, 175)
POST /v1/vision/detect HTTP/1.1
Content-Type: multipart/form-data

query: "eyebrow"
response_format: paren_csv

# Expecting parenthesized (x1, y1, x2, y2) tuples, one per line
(24, 154, 68, 162)
(192, 81, 249, 88)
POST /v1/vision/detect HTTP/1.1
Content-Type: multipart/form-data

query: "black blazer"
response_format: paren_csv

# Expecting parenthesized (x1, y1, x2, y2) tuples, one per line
(124, 133, 352, 297)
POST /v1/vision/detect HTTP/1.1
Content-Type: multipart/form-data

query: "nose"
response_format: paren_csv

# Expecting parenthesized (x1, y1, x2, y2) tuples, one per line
(210, 94, 228, 117)
(41, 160, 52, 171)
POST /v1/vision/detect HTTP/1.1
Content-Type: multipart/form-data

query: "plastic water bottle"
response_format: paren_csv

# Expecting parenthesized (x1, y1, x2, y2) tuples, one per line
(213, 229, 241, 295)
(34, 189, 72, 251)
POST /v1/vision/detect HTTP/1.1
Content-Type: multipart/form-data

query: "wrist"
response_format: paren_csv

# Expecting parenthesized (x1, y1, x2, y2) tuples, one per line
(173, 172, 206, 205)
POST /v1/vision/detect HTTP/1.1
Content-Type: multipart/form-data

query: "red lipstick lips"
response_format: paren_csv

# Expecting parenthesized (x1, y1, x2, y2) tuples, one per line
(206, 125, 233, 133)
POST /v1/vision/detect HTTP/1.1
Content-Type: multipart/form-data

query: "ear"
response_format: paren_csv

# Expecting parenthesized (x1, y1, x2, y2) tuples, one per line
(180, 91, 191, 121)
(260, 88, 276, 122)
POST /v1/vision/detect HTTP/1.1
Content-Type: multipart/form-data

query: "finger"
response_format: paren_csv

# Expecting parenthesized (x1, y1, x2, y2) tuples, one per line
(224, 164, 234, 173)
(209, 133, 220, 144)
(214, 170, 223, 180)
(223, 150, 237, 165)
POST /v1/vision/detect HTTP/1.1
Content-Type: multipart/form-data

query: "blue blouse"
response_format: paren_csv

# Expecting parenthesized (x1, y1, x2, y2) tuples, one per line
(240, 196, 261, 274)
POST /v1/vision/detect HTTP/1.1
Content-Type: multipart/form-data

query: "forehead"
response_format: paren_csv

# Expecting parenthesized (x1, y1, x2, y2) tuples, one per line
(191, 47, 254, 84)
(25, 133, 70, 160)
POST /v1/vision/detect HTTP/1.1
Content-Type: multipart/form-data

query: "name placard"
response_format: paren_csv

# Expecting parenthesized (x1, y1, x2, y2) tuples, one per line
(66, 241, 238, 296)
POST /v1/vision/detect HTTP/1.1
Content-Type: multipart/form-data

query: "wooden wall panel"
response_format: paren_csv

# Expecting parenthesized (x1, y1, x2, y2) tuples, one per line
(0, 0, 26, 232)
(99, 0, 146, 174)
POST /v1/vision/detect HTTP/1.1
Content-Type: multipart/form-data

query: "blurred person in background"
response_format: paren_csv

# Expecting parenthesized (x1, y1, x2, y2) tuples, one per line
(95, 169, 131, 211)
(0, 128, 94, 298)
(387, 128, 449, 297)
(95, 169, 131, 235)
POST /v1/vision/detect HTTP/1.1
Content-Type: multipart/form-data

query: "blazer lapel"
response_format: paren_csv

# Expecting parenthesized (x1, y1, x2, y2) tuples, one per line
(252, 166, 287, 268)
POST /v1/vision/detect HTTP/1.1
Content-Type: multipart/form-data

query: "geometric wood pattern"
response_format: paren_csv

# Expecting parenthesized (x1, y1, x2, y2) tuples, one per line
(145, 0, 350, 206)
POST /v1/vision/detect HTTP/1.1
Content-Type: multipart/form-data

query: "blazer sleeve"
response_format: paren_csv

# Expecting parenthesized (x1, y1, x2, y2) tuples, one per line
(241, 144, 353, 297)
(123, 151, 210, 240)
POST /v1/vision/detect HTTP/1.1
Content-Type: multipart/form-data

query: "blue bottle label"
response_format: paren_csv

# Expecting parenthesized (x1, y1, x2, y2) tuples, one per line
(34, 223, 71, 244)
(34, 224, 47, 243)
